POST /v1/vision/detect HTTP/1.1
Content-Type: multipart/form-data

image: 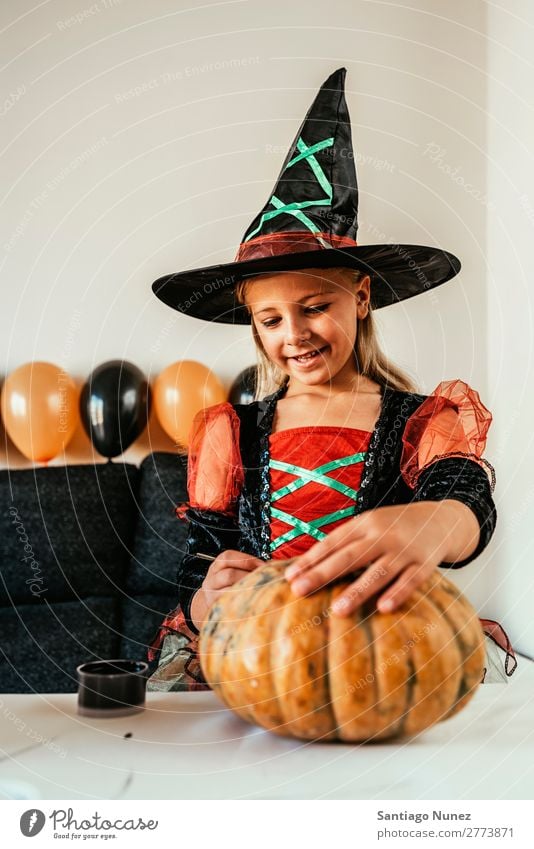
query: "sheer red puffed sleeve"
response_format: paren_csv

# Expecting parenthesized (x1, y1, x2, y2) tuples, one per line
(400, 379, 496, 493)
(175, 401, 244, 519)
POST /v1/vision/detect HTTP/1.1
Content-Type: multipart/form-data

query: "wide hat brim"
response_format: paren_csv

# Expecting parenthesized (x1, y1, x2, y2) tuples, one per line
(152, 243, 461, 325)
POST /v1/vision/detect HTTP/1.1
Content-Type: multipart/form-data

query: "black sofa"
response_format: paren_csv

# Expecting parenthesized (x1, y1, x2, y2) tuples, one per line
(0, 452, 187, 693)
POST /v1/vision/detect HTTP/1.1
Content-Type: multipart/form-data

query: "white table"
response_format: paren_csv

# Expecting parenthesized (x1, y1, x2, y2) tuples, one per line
(1, 658, 533, 800)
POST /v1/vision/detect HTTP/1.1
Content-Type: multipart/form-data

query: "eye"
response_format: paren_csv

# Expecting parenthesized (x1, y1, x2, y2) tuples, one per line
(306, 303, 330, 314)
(261, 304, 330, 328)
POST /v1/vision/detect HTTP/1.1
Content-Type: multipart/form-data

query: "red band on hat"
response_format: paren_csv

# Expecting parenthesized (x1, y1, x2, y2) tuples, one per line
(234, 230, 358, 263)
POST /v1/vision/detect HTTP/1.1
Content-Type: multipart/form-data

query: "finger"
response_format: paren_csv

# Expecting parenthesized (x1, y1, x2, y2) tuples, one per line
(286, 530, 388, 586)
(231, 558, 262, 572)
(286, 507, 399, 579)
(288, 544, 367, 596)
(284, 520, 367, 579)
(212, 567, 254, 589)
(330, 556, 406, 616)
(288, 531, 389, 597)
(376, 563, 435, 613)
(215, 552, 261, 571)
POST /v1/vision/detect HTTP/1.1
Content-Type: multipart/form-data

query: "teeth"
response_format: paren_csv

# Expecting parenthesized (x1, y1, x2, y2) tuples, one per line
(294, 348, 323, 361)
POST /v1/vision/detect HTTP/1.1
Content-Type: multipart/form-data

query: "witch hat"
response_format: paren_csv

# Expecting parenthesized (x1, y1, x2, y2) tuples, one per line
(152, 67, 460, 324)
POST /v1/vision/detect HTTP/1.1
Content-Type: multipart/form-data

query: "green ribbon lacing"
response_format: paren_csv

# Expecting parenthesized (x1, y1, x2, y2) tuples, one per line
(244, 135, 335, 241)
(269, 452, 366, 551)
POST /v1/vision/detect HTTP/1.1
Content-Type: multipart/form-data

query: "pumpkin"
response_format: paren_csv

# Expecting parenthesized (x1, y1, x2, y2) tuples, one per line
(198, 559, 486, 742)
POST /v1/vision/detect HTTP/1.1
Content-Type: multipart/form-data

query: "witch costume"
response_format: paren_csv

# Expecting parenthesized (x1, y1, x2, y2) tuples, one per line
(147, 67, 516, 690)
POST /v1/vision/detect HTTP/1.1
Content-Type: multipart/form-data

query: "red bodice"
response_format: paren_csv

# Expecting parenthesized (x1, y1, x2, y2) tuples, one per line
(268, 426, 372, 560)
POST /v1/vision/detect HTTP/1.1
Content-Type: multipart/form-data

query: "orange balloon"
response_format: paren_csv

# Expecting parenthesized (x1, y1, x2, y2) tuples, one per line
(153, 361, 226, 448)
(1, 362, 79, 463)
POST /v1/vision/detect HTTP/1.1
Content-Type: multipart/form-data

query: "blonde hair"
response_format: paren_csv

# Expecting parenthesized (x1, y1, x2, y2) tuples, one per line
(234, 267, 420, 400)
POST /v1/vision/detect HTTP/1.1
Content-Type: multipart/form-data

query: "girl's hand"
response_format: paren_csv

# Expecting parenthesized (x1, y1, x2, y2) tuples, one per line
(284, 503, 449, 616)
(191, 550, 263, 629)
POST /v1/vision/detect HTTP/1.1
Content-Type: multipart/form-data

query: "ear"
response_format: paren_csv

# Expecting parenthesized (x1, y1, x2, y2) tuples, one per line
(355, 275, 371, 319)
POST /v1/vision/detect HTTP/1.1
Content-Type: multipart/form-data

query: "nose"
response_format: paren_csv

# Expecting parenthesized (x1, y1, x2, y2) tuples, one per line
(285, 315, 312, 346)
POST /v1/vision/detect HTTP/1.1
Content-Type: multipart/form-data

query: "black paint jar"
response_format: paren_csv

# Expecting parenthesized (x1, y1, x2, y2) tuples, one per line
(77, 659, 148, 717)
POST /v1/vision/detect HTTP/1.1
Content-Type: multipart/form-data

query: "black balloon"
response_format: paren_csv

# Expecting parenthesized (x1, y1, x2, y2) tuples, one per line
(228, 366, 257, 405)
(80, 360, 151, 458)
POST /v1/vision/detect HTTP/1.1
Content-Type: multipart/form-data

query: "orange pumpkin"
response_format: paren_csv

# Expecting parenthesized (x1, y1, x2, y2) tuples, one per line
(198, 560, 486, 742)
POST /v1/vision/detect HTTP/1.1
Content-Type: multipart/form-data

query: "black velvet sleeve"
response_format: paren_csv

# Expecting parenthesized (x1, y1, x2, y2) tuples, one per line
(176, 506, 242, 635)
(411, 456, 497, 569)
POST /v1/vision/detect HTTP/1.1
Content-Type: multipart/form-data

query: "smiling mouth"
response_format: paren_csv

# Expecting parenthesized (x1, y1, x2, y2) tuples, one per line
(290, 346, 328, 362)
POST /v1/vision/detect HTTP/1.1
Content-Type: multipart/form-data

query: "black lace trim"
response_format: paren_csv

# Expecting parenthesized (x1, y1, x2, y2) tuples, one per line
(414, 452, 496, 495)
(256, 380, 291, 560)
(355, 383, 392, 513)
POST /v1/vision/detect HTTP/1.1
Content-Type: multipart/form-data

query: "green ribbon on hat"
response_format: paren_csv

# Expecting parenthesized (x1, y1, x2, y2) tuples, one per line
(244, 135, 334, 240)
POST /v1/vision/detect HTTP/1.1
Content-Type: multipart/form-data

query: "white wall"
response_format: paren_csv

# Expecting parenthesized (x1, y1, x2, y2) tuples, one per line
(1, 2, 529, 652)
(484, 1, 534, 656)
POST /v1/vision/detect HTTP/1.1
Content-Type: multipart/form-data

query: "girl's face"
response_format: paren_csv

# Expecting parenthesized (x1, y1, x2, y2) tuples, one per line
(245, 267, 371, 391)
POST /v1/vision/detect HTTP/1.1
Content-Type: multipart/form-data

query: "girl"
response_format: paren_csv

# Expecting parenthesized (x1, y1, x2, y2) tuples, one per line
(148, 67, 514, 689)
(189, 264, 489, 630)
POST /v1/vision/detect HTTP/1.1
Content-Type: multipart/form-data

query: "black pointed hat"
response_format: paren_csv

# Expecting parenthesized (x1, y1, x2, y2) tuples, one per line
(152, 67, 460, 324)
